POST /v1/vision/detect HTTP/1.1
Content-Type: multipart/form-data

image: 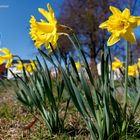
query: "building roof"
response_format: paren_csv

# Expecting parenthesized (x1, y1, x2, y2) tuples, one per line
(12, 60, 32, 64)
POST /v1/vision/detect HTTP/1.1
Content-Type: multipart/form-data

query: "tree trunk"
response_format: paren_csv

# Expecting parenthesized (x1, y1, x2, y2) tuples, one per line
(89, 33, 99, 79)
(90, 47, 99, 79)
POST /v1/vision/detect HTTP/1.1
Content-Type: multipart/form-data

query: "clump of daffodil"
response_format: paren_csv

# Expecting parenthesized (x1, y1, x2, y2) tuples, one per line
(26, 60, 37, 74)
(112, 57, 123, 71)
(0, 48, 13, 68)
(99, 6, 140, 46)
(128, 64, 139, 77)
(75, 62, 81, 71)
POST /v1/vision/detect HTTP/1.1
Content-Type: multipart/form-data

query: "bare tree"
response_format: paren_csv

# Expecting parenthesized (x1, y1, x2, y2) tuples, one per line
(58, 0, 140, 78)
(58, 0, 117, 78)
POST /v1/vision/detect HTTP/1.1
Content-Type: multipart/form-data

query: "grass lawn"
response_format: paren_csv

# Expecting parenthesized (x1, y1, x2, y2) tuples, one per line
(0, 80, 90, 140)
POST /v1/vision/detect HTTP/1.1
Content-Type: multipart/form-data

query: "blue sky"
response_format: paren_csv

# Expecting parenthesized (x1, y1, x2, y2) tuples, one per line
(0, 0, 64, 59)
(0, 0, 140, 61)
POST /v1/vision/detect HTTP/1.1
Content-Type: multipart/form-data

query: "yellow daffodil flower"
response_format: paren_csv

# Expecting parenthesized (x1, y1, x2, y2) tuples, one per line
(137, 58, 140, 68)
(75, 62, 81, 71)
(29, 3, 59, 51)
(0, 48, 13, 68)
(128, 64, 139, 77)
(26, 65, 33, 73)
(30, 60, 37, 71)
(112, 57, 123, 70)
(16, 60, 28, 70)
(26, 60, 36, 74)
(99, 6, 140, 46)
(16, 60, 23, 70)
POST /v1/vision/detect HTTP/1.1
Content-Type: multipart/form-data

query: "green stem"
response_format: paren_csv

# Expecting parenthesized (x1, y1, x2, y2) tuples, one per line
(123, 41, 130, 113)
(122, 41, 130, 140)
(61, 33, 77, 49)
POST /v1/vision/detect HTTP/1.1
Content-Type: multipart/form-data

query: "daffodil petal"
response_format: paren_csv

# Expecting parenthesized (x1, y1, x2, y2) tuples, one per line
(99, 21, 108, 29)
(16, 60, 23, 70)
(47, 4, 57, 22)
(112, 57, 123, 71)
(38, 8, 52, 22)
(109, 6, 121, 15)
(47, 3, 54, 16)
(0, 55, 12, 60)
(128, 64, 138, 77)
(34, 41, 44, 48)
(129, 16, 138, 28)
(129, 16, 136, 23)
(107, 34, 120, 46)
(136, 17, 140, 26)
(122, 30, 136, 43)
(0, 57, 6, 65)
(38, 4, 56, 24)
(137, 58, 140, 68)
(122, 8, 130, 19)
(6, 59, 12, 68)
(0, 48, 10, 54)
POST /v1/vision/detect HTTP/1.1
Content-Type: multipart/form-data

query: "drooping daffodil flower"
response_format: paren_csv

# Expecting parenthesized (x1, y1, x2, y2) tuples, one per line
(0, 48, 13, 68)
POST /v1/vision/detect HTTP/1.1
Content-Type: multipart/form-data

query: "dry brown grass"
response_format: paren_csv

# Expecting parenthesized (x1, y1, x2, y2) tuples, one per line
(0, 81, 90, 140)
